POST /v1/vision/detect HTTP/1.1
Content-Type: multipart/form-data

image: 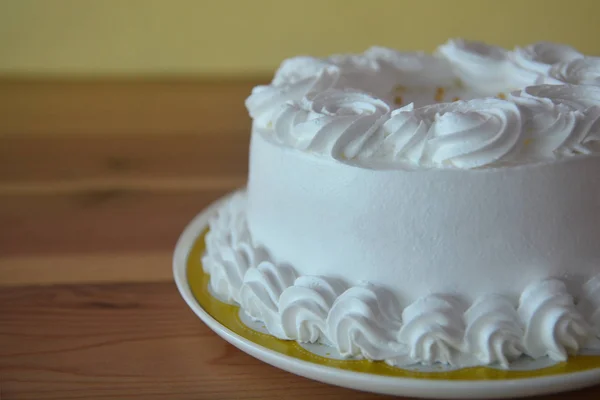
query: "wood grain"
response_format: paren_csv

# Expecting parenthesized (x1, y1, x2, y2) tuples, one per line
(0, 188, 229, 284)
(0, 252, 172, 286)
(0, 282, 598, 400)
(0, 133, 248, 187)
(0, 80, 264, 136)
(0, 121, 247, 284)
(0, 282, 392, 400)
(1, 80, 599, 398)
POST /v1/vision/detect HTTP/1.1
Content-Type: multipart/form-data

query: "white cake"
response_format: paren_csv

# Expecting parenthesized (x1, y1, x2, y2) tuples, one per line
(202, 39, 600, 368)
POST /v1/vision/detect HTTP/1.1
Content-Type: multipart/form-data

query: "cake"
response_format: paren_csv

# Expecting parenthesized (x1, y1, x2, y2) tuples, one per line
(202, 39, 600, 368)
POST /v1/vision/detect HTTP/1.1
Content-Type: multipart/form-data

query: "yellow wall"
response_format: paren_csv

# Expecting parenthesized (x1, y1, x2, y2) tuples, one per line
(1, 0, 599, 77)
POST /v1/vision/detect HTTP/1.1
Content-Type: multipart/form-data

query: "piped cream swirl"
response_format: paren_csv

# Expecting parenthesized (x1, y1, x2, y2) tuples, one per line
(507, 42, 582, 88)
(421, 99, 523, 168)
(550, 57, 600, 86)
(515, 85, 600, 155)
(365, 46, 455, 87)
(279, 276, 347, 343)
(512, 42, 582, 75)
(375, 104, 430, 163)
(518, 279, 591, 360)
(368, 99, 523, 168)
(437, 39, 508, 91)
(239, 261, 297, 339)
(463, 295, 524, 368)
(326, 284, 404, 359)
(393, 295, 465, 365)
(202, 192, 268, 303)
(274, 89, 391, 160)
(246, 65, 341, 130)
(272, 56, 334, 86)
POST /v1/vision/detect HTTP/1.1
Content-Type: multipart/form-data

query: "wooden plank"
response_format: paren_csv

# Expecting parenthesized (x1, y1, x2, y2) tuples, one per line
(0, 282, 390, 400)
(0, 189, 231, 285)
(0, 189, 227, 257)
(0, 112, 249, 286)
(0, 80, 264, 136)
(0, 133, 248, 186)
(0, 252, 172, 286)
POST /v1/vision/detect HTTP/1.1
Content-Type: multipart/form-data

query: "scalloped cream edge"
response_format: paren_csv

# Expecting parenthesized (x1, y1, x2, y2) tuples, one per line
(245, 39, 600, 169)
(201, 192, 600, 369)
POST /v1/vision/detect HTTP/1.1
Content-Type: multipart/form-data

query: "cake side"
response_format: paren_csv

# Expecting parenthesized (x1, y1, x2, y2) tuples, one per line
(202, 191, 600, 368)
(247, 130, 600, 302)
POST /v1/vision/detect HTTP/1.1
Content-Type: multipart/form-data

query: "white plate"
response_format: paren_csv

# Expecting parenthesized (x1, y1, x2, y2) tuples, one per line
(174, 193, 600, 399)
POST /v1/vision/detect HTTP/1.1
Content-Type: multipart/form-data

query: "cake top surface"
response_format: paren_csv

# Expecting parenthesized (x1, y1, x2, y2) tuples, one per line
(245, 39, 600, 170)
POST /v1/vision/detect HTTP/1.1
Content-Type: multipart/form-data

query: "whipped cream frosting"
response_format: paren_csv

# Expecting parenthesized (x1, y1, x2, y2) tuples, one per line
(274, 88, 391, 160)
(202, 193, 600, 368)
(202, 39, 600, 370)
(463, 295, 524, 368)
(368, 98, 523, 168)
(246, 39, 600, 169)
(518, 279, 590, 360)
(280, 275, 347, 343)
(202, 193, 267, 303)
(393, 295, 465, 365)
(550, 57, 600, 85)
(580, 276, 600, 337)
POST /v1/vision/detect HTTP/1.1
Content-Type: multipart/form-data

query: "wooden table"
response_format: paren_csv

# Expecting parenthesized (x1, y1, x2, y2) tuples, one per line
(0, 80, 598, 399)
